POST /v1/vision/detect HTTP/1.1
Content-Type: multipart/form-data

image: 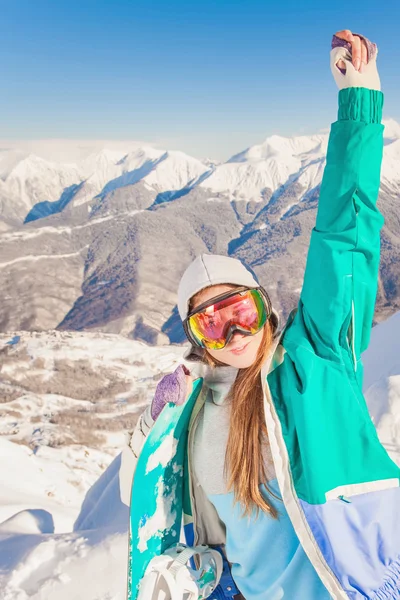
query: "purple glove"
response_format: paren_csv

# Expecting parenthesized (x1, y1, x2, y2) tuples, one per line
(332, 33, 377, 74)
(151, 364, 191, 421)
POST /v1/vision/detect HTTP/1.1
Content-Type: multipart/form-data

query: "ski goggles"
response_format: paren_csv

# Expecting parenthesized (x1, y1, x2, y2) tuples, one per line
(183, 286, 272, 350)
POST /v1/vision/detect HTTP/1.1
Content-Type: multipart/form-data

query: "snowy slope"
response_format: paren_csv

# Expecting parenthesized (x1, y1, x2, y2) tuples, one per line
(142, 150, 212, 193)
(0, 315, 399, 599)
(1, 118, 399, 222)
(200, 121, 400, 202)
(199, 134, 327, 201)
(362, 310, 400, 466)
(0, 437, 129, 600)
(72, 147, 211, 208)
(5, 155, 81, 211)
(0, 148, 29, 181)
(1, 119, 400, 336)
(0, 331, 187, 598)
(381, 138, 400, 190)
(0, 145, 212, 219)
(71, 147, 165, 208)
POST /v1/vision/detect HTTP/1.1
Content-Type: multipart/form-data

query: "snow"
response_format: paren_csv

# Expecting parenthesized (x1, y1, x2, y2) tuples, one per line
(0, 116, 400, 587)
(0, 318, 398, 598)
(0, 148, 28, 181)
(5, 155, 81, 210)
(0, 215, 115, 244)
(2, 120, 400, 223)
(1, 120, 399, 597)
(91, 147, 167, 200)
(200, 133, 327, 202)
(0, 248, 88, 269)
(382, 118, 400, 142)
(362, 310, 400, 466)
(0, 330, 188, 598)
(0, 437, 90, 531)
(196, 122, 400, 202)
(142, 150, 211, 193)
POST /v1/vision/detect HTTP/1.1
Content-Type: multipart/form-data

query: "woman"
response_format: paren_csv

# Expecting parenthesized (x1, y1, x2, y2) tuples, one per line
(120, 29, 400, 600)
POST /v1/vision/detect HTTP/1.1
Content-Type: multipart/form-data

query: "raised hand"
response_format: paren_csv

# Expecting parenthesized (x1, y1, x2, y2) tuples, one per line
(333, 30, 375, 72)
(330, 30, 380, 91)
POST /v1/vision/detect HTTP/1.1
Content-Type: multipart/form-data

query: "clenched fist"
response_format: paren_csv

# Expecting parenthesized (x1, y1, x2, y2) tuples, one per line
(331, 29, 380, 91)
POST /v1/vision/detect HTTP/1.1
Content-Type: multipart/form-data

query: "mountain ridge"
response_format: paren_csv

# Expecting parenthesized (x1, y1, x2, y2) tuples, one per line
(1, 120, 400, 339)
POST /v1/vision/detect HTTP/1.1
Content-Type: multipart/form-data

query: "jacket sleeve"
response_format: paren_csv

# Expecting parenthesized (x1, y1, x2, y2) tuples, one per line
(119, 404, 154, 506)
(297, 87, 384, 374)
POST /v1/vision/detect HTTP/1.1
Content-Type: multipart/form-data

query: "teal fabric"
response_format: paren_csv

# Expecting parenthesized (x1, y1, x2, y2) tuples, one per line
(127, 378, 203, 600)
(270, 87, 400, 503)
(190, 375, 332, 599)
(131, 87, 400, 599)
(209, 480, 331, 600)
(300, 88, 384, 368)
(182, 87, 399, 597)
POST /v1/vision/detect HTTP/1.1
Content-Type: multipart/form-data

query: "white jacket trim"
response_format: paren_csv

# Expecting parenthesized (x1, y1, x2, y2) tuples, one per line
(260, 359, 348, 600)
(119, 406, 154, 506)
(325, 478, 399, 502)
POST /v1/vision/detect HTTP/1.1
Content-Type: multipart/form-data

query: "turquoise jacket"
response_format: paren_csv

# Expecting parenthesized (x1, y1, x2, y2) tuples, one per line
(126, 87, 400, 600)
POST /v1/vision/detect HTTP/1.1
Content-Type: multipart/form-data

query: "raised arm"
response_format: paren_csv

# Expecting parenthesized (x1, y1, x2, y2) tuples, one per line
(291, 31, 384, 387)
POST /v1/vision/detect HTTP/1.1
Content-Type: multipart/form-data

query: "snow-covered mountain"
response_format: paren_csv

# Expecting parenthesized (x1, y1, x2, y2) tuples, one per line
(203, 133, 328, 202)
(0, 144, 212, 221)
(5, 155, 81, 212)
(0, 309, 399, 598)
(1, 119, 400, 335)
(2, 119, 399, 222)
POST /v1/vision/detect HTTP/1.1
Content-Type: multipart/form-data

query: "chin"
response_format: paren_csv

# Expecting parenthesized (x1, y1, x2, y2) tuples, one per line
(227, 350, 257, 369)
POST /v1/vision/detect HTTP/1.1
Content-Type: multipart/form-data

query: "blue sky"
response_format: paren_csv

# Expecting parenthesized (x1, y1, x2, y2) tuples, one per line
(2, 0, 400, 160)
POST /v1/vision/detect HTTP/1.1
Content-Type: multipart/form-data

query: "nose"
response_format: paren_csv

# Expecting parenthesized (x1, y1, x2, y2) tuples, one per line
(227, 332, 246, 346)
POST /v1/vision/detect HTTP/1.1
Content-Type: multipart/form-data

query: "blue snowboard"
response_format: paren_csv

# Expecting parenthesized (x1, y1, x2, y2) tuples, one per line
(127, 377, 203, 600)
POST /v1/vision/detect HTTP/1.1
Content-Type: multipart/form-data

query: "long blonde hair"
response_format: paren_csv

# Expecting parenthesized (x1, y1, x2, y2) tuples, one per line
(189, 284, 279, 519)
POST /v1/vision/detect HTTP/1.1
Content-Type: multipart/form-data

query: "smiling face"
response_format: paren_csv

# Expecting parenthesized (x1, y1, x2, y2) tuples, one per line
(190, 283, 266, 369)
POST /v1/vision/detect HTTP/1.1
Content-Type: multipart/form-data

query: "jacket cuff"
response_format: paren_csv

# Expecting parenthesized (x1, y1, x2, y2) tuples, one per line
(338, 88, 384, 124)
(142, 404, 155, 431)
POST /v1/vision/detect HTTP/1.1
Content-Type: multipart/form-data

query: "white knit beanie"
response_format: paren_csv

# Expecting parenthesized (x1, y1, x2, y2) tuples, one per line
(177, 253, 280, 363)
